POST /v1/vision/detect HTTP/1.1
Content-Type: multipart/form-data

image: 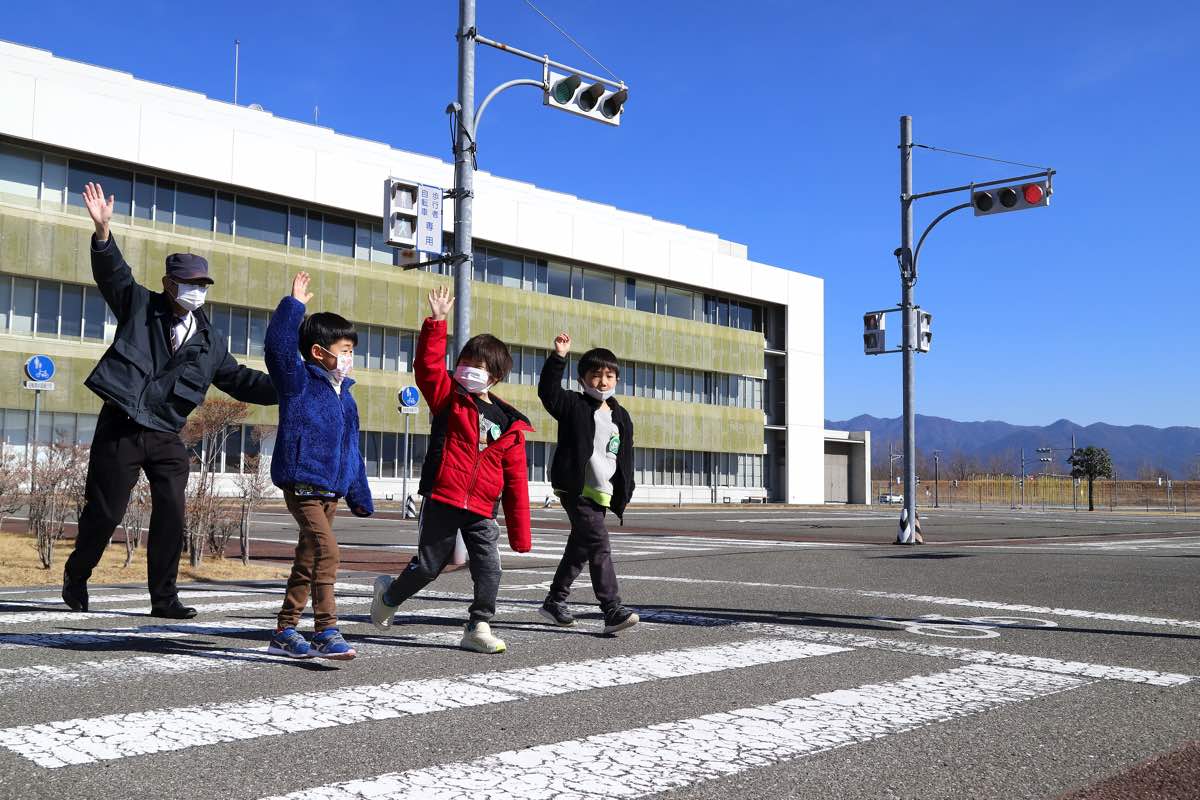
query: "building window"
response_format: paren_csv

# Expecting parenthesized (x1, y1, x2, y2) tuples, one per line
(323, 215, 355, 258)
(235, 195, 287, 246)
(547, 262, 571, 298)
(175, 183, 215, 233)
(133, 176, 155, 221)
(0, 142, 42, 204)
(68, 159, 133, 216)
(581, 269, 615, 306)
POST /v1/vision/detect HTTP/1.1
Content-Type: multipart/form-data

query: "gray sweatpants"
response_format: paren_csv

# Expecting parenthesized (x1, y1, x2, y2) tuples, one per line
(384, 498, 502, 621)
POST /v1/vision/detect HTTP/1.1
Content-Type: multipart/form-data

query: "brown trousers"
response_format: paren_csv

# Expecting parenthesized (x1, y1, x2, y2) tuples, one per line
(277, 490, 340, 631)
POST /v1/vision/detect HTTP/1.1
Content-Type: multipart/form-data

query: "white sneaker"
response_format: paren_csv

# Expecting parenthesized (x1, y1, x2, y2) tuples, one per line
(460, 621, 506, 654)
(370, 575, 398, 629)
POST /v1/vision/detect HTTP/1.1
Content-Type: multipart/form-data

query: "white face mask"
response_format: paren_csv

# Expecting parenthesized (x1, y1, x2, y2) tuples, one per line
(172, 283, 207, 312)
(584, 385, 615, 402)
(319, 346, 354, 382)
(454, 365, 492, 394)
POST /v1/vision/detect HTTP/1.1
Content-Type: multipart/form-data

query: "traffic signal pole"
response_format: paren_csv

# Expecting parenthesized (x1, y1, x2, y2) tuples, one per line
(452, 0, 477, 356)
(898, 116, 917, 544)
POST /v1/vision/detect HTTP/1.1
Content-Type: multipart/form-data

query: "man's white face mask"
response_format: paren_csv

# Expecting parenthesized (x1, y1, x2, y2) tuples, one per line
(172, 282, 208, 312)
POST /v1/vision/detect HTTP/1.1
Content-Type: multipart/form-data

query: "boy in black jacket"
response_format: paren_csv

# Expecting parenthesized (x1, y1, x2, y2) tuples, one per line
(537, 332, 638, 634)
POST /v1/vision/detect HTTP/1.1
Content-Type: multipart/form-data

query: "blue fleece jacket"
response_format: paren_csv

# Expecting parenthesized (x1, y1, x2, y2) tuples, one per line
(264, 296, 373, 515)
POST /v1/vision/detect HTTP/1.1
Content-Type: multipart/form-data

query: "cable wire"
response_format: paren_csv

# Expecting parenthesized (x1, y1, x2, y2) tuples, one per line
(523, 0, 621, 81)
(913, 143, 1050, 171)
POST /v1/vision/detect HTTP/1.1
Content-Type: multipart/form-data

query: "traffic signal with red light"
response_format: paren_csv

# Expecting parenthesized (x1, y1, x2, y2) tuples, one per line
(972, 180, 1051, 217)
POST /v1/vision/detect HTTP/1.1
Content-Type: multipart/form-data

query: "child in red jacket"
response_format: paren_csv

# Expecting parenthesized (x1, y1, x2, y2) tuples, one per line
(370, 286, 533, 653)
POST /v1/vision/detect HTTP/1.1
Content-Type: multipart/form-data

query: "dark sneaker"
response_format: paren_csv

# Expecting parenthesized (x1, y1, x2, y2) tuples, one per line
(311, 627, 356, 660)
(538, 600, 576, 627)
(62, 573, 88, 612)
(603, 606, 640, 635)
(149, 601, 197, 619)
(267, 627, 313, 659)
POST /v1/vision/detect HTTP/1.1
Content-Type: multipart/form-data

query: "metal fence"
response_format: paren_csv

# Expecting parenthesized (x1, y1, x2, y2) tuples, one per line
(872, 476, 1199, 512)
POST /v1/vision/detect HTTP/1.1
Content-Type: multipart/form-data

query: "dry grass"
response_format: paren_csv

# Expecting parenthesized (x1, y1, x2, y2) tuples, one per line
(0, 531, 290, 587)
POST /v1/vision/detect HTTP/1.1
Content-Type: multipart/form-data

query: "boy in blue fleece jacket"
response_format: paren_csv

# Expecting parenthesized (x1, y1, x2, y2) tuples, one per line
(266, 272, 373, 660)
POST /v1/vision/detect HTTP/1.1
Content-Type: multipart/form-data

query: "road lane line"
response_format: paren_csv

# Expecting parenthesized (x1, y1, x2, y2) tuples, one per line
(258, 664, 1085, 800)
(532, 571, 1200, 631)
(0, 638, 847, 768)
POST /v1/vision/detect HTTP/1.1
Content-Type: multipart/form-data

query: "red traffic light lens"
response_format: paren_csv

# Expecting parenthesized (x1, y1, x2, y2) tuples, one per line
(973, 192, 994, 212)
(1023, 183, 1045, 204)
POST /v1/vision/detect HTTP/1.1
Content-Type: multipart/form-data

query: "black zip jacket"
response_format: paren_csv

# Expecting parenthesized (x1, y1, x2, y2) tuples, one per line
(83, 235, 276, 432)
(538, 352, 635, 519)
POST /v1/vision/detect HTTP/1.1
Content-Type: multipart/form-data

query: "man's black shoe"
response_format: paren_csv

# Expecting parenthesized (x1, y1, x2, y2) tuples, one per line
(149, 601, 197, 619)
(62, 573, 89, 612)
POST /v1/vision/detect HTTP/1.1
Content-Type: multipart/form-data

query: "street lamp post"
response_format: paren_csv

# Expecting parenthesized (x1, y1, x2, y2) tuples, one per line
(933, 450, 941, 508)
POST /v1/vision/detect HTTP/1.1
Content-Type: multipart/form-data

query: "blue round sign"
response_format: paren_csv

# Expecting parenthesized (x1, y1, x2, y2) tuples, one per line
(399, 386, 420, 407)
(25, 355, 55, 382)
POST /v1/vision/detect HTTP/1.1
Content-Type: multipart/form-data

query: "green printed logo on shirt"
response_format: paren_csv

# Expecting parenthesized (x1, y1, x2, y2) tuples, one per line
(479, 417, 501, 450)
(606, 432, 620, 458)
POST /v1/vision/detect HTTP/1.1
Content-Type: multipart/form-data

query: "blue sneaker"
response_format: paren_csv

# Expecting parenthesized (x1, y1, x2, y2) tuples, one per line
(267, 627, 313, 659)
(311, 627, 356, 660)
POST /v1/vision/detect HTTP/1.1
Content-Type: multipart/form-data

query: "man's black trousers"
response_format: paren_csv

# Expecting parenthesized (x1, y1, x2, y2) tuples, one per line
(65, 404, 190, 605)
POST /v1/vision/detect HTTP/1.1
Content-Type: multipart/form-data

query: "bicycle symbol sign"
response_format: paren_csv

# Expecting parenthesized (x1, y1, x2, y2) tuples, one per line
(24, 355, 55, 382)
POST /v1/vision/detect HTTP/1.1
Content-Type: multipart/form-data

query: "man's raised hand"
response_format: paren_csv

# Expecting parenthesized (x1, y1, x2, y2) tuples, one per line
(82, 182, 114, 241)
(553, 332, 571, 356)
(291, 272, 313, 304)
(428, 285, 455, 321)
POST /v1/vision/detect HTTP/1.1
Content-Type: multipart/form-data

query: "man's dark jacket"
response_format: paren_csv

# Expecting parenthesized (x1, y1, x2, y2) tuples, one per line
(538, 352, 635, 520)
(84, 235, 276, 432)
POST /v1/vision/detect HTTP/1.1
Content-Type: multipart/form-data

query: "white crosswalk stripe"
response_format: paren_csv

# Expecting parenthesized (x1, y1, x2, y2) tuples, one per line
(258, 664, 1085, 800)
(0, 576, 1192, 799)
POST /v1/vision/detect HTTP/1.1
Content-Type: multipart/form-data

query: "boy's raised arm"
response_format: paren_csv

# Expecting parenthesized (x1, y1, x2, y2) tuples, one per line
(538, 332, 573, 419)
(263, 272, 313, 398)
(415, 286, 455, 413)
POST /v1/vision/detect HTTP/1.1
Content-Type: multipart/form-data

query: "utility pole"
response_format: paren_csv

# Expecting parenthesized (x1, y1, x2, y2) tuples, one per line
(233, 40, 240, 106)
(933, 450, 941, 508)
(898, 116, 917, 544)
(452, 0, 477, 356)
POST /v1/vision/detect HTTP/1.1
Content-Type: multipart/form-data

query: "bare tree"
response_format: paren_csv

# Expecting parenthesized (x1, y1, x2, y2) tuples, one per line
(29, 443, 88, 569)
(0, 444, 25, 532)
(180, 399, 248, 567)
(232, 425, 274, 566)
(120, 473, 151, 568)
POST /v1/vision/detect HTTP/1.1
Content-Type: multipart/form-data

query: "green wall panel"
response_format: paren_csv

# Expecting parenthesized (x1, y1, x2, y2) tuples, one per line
(0, 207, 766, 453)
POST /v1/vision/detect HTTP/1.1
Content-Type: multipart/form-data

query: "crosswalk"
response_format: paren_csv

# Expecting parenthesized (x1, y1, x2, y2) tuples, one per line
(0, 576, 1194, 799)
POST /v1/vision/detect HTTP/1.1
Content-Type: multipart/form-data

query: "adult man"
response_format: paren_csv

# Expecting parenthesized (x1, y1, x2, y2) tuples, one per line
(63, 182, 276, 618)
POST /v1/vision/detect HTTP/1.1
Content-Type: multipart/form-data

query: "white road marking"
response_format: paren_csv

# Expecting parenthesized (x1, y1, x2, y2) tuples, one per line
(0, 638, 847, 768)
(547, 571, 1200, 631)
(258, 664, 1085, 800)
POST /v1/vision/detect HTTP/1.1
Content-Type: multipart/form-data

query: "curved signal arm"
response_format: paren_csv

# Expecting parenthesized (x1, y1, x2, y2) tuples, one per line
(911, 201, 972, 283)
(473, 78, 547, 140)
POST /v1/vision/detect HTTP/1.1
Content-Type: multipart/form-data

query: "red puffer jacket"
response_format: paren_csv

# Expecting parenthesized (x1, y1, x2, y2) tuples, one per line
(414, 318, 533, 552)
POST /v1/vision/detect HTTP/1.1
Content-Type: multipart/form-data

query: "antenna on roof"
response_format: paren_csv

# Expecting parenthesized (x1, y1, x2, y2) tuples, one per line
(314, 105, 319, 125)
(233, 39, 240, 105)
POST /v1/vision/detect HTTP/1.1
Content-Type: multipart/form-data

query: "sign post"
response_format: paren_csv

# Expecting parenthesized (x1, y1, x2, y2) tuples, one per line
(23, 355, 56, 486)
(398, 386, 421, 512)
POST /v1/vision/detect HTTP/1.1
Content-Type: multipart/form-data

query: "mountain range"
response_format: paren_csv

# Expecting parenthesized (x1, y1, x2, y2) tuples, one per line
(824, 414, 1200, 479)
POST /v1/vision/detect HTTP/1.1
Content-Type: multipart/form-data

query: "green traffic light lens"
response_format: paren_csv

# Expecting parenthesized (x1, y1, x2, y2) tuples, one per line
(973, 192, 994, 212)
(552, 75, 581, 104)
(999, 187, 1019, 208)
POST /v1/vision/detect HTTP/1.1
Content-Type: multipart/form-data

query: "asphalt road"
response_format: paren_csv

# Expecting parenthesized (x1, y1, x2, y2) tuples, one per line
(1, 505, 1197, 799)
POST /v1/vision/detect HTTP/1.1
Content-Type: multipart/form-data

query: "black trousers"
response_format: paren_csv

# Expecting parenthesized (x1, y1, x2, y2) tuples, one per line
(65, 404, 190, 605)
(548, 495, 621, 613)
(385, 498, 503, 622)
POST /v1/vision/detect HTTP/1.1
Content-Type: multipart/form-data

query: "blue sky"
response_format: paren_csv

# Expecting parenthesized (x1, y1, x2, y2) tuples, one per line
(5, 1, 1198, 427)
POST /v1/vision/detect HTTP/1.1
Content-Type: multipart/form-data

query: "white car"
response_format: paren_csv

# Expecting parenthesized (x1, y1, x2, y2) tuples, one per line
(879, 493, 904, 504)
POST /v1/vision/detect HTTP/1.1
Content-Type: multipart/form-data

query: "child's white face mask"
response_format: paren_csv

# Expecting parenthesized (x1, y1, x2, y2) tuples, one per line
(454, 365, 491, 394)
(583, 385, 615, 402)
(319, 346, 354, 383)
